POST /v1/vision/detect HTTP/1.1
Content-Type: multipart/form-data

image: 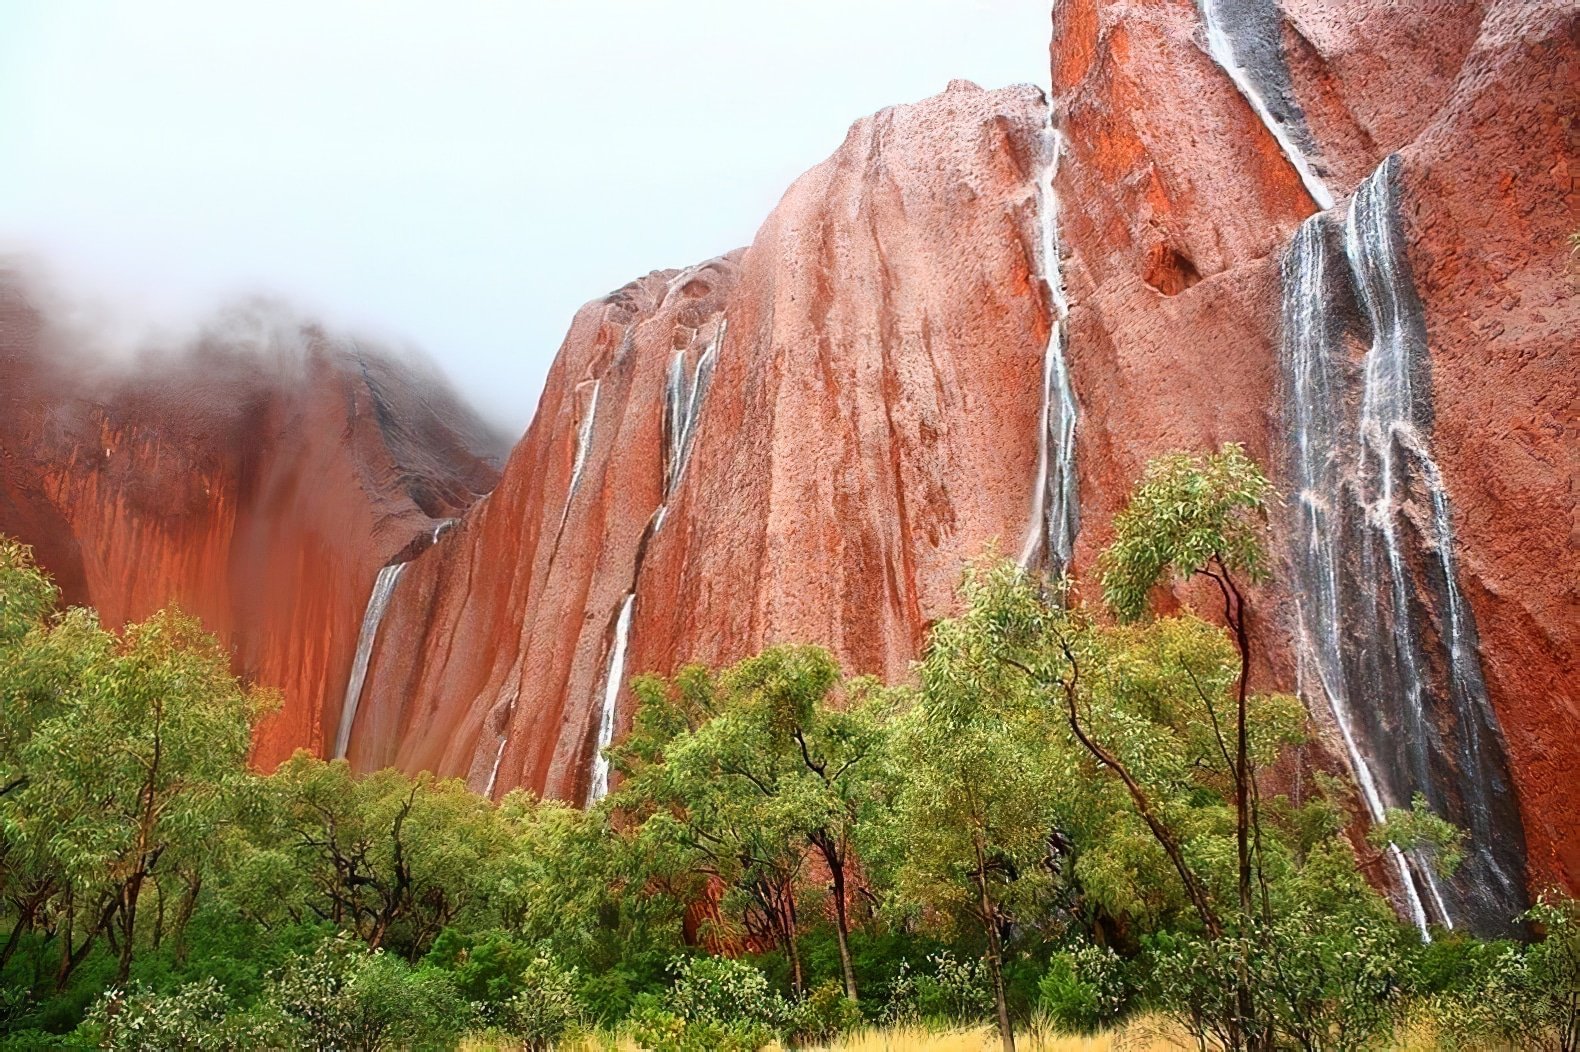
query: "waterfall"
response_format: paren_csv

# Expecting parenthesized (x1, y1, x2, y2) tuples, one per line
(587, 593, 635, 804)
(1198, 0, 1334, 210)
(556, 380, 602, 537)
(1019, 104, 1079, 573)
(483, 735, 508, 798)
(655, 318, 725, 532)
(1280, 214, 1433, 936)
(333, 562, 408, 760)
(430, 518, 459, 544)
(1279, 154, 1528, 935)
(1344, 155, 1525, 930)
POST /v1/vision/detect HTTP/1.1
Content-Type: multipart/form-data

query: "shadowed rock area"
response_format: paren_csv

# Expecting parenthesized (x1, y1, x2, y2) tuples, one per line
(0, 274, 504, 767)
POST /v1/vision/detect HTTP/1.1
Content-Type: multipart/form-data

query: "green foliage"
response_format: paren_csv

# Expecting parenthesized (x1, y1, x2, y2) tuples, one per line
(912, 951, 996, 1024)
(1369, 794, 1467, 879)
(1038, 944, 1130, 1035)
(0, 438, 1569, 1052)
(240, 756, 514, 960)
(1418, 894, 1580, 1050)
(84, 977, 273, 1051)
(264, 936, 474, 1051)
(665, 954, 792, 1032)
(791, 980, 862, 1043)
(497, 953, 583, 1050)
(0, 538, 57, 648)
(1099, 443, 1273, 621)
(610, 645, 894, 999)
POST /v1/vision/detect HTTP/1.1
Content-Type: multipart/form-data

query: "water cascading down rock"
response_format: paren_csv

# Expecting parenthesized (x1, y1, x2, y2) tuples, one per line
(586, 311, 728, 803)
(1278, 155, 1530, 936)
(334, 562, 410, 760)
(1019, 101, 1079, 574)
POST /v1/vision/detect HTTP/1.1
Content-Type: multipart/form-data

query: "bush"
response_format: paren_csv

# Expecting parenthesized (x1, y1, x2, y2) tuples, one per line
(1038, 944, 1129, 1035)
(665, 955, 792, 1032)
(913, 951, 994, 1025)
(265, 936, 475, 1051)
(498, 954, 583, 1050)
(424, 929, 536, 1008)
(791, 981, 862, 1044)
(81, 978, 286, 1051)
(1418, 895, 1580, 1051)
(625, 992, 773, 1052)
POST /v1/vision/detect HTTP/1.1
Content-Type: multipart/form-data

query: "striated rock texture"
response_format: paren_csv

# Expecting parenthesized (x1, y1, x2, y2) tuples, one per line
(350, 82, 1057, 802)
(0, 280, 502, 768)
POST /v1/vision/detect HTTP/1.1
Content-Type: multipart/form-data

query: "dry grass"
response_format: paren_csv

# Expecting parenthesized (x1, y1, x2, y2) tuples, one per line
(461, 1016, 1194, 1051)
(797, 1020, 1187, 1051)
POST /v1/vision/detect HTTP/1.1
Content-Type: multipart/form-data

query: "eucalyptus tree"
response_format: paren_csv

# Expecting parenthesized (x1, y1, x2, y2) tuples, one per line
(254, 757, 515, 959)
(0, 538, 265, 987)
(883, 568, 1072, 1052)
(608, 646, 894, 1001)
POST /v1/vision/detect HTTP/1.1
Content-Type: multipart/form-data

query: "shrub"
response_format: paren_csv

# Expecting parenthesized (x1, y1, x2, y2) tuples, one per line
(665, 955, 792, 1032)
(1420, 895, 1580, 1051)
(1038, 944, 1129, 1035)
(424, 929, 536, 1008)
(498, 954, 583, 1050)
(791, 981, 862, 1044)
(264, 936, 475, 1051)
(913, 951, 994, 1025)
(81, 978, 285, 1051)
(625, 992, 772, 1052)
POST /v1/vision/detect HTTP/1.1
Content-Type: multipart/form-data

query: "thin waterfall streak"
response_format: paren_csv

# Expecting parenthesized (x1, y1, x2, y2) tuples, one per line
(588, 312, 726, 798)
(1391, 846, 1434, 937)
(1020, 108, 1078, 572)
(656, 317, 726, 533)
(657, 263, 706, 312)
(430, 518, 458, 544)
(557, 381, 602, 537)
(588, 594, 635, 804)
(333, 562, 409, 760)
(483, 736, 508, 798)
(1198, 0, 1334, 210)
(1019, 338, 1056, 568)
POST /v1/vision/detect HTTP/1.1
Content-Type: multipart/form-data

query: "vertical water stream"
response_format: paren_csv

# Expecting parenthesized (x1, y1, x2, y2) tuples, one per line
(1280, 155, 1528, 934)
(333, 562, 409, 760)
(1019, 100, 1079, 574)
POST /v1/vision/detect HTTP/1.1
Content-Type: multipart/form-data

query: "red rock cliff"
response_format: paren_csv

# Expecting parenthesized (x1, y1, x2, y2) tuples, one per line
(0, 280, 502, 768)
(4, 0, 1571, 928)
(350, 81, 1056, 800)
(348, 2, 1575, 923)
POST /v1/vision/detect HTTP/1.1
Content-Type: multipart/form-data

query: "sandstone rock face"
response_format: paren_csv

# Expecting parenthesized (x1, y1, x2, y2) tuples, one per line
(0, 279, 502, 768)
(351, 83, 1057, 802)
(3, 0, 1571, 930)
(351, 0, 1574, 923)
(1048, 0, 1575, 923)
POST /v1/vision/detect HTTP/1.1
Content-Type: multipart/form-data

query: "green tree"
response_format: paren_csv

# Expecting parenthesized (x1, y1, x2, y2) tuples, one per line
(881, 566, 1069, 1052)
(244, 757, 514, 959)
(0, 539, 264, 989)
(610, 647, 892, 1001)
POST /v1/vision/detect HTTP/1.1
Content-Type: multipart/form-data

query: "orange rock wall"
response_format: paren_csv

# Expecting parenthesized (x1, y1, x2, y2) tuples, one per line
(0, 282, 500, 768)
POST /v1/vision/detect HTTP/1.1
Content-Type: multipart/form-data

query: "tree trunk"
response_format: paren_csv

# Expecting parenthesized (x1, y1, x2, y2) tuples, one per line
(973, 834, 1015, 1052)
(116, 872, 144, 984)
(829, 855, 858, 1002)
(814, 833, 859, 1003)
(783, 881, 804, 998)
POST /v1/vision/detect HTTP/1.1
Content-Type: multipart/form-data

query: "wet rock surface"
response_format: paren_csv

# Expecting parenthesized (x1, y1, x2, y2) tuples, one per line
(0, 277, 502, 769)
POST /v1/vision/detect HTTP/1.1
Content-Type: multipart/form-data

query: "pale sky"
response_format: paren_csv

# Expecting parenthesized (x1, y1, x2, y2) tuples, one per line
(0, 1, 1052, 431)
